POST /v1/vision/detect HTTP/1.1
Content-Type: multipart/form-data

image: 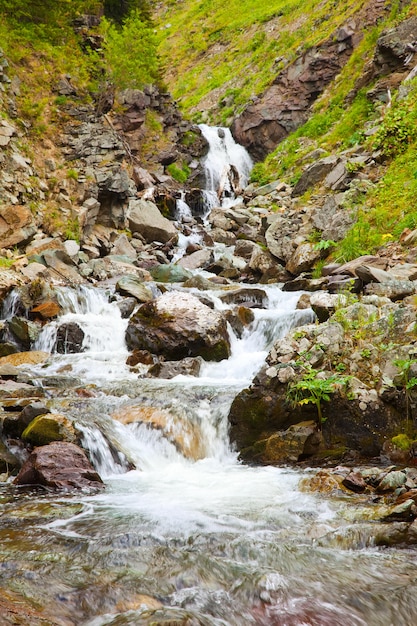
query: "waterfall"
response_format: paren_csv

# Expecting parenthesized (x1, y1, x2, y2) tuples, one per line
(199, 123, 253, 209)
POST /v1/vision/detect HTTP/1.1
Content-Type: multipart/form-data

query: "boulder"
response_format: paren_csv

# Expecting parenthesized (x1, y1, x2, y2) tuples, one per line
(0, 351, 49, 367)
(128, 199, 178, 244)
(254, 422, 322, 464)
(115, 275, 154, 303)
(150, 263, 192, 283)
(14, 441, 103, 490)
(147, 356, 203, 379)
(2, 401, 50, 438)
(286, 242, 322, 275)
(55, 322, 85, 354)
(21, 413, 79, 446)
(219, 287, 267, 308)
(177, 248, 212, 270)
(125, 291, 231, 361)
(0, 205, 37, 248)
(112, 404, 205, 460)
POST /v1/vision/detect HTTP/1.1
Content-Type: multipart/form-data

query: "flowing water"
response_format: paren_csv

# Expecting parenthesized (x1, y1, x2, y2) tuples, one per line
(1, 129, 417, 626)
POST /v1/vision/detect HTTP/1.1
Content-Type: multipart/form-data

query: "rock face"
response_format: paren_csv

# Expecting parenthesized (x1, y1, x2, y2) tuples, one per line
(14, 441, 103, 490)
(125, 291, 231, 361)
(231, 26, 356, 159)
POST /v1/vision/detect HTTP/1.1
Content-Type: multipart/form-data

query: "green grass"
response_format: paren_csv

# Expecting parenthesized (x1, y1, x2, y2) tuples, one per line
(156, 0, 367, 121)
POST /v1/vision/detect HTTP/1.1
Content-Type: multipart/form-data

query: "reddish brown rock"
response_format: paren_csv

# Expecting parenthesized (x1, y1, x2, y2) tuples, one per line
(14, 442, 103, 490)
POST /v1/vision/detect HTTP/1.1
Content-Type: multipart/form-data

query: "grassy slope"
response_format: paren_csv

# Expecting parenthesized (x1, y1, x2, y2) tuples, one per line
(156, 0, 417, 262)
(156, 0, 367, 124)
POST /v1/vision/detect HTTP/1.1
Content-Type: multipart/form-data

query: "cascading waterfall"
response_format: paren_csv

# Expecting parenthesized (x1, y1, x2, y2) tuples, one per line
(2, 130, 417, 626)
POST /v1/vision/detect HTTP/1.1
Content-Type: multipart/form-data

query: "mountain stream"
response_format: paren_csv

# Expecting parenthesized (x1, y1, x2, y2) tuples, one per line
(1, 128, 417, 626)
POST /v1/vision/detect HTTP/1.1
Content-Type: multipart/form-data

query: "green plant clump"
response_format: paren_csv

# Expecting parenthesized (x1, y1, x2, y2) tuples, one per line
(287, 366, 351, 430)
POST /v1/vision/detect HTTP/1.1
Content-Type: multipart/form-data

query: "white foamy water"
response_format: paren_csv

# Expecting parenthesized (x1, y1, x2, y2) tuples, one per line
(199, 123, 253, 210)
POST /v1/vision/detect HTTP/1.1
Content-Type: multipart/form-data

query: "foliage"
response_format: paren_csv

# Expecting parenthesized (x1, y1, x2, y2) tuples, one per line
(100, 11, 160, 89)
(394, 358, 417, 423)
(103, 0, 151, 24)
(371, 84, 417, 158)
(287, 366, 351, 430)
(166, 162, 191, 183)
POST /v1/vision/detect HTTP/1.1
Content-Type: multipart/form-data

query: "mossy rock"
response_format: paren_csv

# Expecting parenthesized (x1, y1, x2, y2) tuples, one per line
(22, 414, 78, 446)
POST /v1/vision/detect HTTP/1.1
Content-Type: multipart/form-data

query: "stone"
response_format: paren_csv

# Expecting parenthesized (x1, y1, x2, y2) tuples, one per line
(29, 301, 61, 320)
(286, 242, 322, 275)
(112, 404, 205, 460)
(2, 401, 50, 438)
(342, 471, 367, 493)
(219, 287, 267, 308)
(22, 413, 78, 446)
(14, 441, 103, 490)
(377, 470, 407, 493)
(150, 263, 192, 283)
(115, 275, 153, 303)
(261, 422, 322, 464)
(126, 291, 231, 361)
(128, 199, 178, 244)
(0, 380, 44, 399)
(0, 351, 49, 367)
(292, 157, 339, 196)
(55, 322, 85, 354)
(309, 293, 342, 322)
(0, 205, 37, 248)
(364, 280, 416, 301)
(111, 233, 137, 259)
(177, 248, 212, 270)
(147, 356, 203, 379)
(6, 317, 40, 349)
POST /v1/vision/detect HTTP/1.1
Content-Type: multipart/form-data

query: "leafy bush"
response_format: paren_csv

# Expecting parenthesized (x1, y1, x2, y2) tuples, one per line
(101, 10, 159, 89)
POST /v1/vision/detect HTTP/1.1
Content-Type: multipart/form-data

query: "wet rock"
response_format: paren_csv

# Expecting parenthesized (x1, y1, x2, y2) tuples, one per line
(0, 439, 20, 472)
(14, 441, 103, 490)
(299, 469, 341, 493)
(29, 301, 61, 320)
(22, 413, 79, 446)
(219, 287, 267, 308)
(0, 351, 49, 367)
(376, 470, 407, 493)
(115, 275, 153, 303)
(126, 349, 155, 367)
(2, 401, 51, 438)
(6, 317, 40, 350)
(126, 291, 231, 361)
(55, 322, 85, 354)
(259, 422, 322, 464)
(150, 263, 192, 283)
(342, 471, 367, 493)
(112, 405, 205, 460)
(0, 380, 44, 399)
(128, 199, 178, 244)
(115, 296, 137, 318)
(147, 356, 203, 379)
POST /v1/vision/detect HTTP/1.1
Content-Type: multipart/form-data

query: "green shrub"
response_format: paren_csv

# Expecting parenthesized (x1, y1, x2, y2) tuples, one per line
(101, 10, 159, 89)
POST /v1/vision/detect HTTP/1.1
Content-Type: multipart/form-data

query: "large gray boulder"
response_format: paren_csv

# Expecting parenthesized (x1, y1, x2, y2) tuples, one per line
(126, 291, 231, 361)
(127, 199, 178, 244)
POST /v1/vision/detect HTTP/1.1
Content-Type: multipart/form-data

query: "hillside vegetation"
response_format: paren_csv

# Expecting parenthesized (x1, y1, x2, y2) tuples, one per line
(156, 0, 417, 263)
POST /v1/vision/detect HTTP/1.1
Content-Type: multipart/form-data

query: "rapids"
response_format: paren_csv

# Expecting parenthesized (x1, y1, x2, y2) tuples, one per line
(1, 127, 417, 626)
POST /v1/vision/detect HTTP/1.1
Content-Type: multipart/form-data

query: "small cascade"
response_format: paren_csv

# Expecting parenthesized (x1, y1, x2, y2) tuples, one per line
(32, 285, 133, 381)
(199, 123, 253, 210)
(0, 289, 22, 319)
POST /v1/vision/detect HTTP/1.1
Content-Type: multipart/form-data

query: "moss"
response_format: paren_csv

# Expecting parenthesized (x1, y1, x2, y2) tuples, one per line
(22, 414, 77, 446)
